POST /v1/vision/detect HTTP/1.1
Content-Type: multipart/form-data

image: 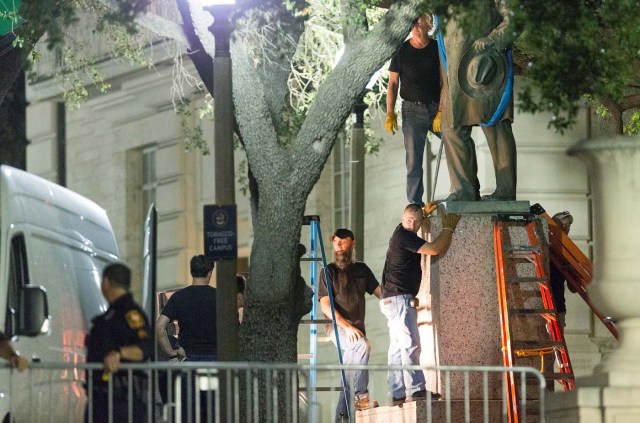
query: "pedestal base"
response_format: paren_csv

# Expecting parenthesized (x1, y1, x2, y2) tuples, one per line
(356, 399, 541, 422)
(419, 209, 547, 399)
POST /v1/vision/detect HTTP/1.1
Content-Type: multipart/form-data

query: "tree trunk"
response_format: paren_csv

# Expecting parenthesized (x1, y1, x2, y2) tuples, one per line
(240, 186, 312, 363)
(238, 186, 313, 421)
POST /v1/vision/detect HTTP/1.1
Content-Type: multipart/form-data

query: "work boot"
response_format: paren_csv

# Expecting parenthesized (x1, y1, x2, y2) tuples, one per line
(354, 394, 379, 411)
(410, 389, 442, 401)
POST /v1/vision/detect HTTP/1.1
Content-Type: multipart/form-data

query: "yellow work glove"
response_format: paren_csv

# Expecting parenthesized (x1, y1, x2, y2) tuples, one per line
(442, 213, 461, 233)
(385, 113, 398, 135)
(423, 201, 439, 218)
(432, 111, 442, 133)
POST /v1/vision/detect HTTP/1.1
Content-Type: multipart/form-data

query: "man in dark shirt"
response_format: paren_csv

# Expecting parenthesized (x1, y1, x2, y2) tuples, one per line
(386, 13, 442, 206)
(156, 255, 217, 422)
(319, 228, 381, 421)
(549, 211, 574, 331)
(85, 263, 152, 423)
(380, 203, 459, 405)
(156, 255, 217, 361)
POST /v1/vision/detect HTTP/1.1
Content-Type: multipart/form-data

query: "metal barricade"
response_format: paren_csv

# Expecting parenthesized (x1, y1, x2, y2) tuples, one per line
(1, 362, 545, 423)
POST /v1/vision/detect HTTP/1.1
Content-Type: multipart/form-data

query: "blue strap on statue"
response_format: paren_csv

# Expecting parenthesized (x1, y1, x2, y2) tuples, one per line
(434, 15, 448, 74)
(480, 46, 513, 128)
(434, 15, 513, 128)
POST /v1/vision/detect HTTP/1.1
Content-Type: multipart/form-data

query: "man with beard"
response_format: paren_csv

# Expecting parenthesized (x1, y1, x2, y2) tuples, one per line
(318, 228, 381, 422)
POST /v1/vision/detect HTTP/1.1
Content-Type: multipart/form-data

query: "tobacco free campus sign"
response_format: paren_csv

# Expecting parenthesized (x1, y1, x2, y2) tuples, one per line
(203, 204, 237, 260)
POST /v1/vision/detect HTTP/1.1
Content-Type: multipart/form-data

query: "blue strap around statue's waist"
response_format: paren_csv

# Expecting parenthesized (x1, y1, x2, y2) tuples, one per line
(434, 15, 513, 128)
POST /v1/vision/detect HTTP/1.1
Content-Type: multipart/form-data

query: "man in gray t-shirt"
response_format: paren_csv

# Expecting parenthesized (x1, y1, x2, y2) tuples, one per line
(318, 228, 381, 420)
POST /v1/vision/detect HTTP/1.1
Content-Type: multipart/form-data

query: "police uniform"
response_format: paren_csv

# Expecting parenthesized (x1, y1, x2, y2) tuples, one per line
(85, 293, 152, 423)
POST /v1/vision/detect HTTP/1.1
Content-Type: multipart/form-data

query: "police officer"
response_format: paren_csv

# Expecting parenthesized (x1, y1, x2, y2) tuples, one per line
(85, 263, 152, 423)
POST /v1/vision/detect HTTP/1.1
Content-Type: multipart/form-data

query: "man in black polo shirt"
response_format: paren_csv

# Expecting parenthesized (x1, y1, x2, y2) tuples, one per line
(319, 228, 381, 421)
(385, 13, 442, 206)
(380, 203, 459, 405)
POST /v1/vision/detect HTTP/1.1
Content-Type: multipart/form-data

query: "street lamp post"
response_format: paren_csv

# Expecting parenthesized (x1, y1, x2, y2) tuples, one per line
(350, 99, 367, 261)
(202, 0, 238, 364)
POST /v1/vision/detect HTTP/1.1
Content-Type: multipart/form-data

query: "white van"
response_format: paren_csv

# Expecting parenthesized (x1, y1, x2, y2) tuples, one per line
(0, 165, 120, 422)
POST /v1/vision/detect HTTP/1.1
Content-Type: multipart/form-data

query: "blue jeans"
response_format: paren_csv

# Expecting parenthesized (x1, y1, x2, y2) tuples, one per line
(181, 351, 216, 422)
(379, 294, 425, 399)
(402, 101, 439, 206)
(187, 352, 216, 361)
(330, 327, 371, 421)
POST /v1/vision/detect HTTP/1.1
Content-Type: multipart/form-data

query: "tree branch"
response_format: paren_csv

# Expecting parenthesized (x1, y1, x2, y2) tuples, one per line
(618, 93, 640, 112)
(235, 6, 304, 126)
(177, 0, 214, 95)
(599, 95, 624, 134)
(231, 37, 286, 184)
(291, 0, 421, 179)
(340, 0, 368, 45)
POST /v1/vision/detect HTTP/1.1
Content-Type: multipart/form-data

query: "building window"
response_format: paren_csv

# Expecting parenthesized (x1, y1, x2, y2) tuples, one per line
(332, 135, 350, 229)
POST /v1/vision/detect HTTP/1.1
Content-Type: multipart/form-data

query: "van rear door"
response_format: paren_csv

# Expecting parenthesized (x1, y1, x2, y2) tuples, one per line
(141, 203, 157, 360)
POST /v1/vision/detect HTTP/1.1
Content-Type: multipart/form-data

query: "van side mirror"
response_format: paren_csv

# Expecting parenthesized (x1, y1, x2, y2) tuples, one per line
(20, 286, 50, 336)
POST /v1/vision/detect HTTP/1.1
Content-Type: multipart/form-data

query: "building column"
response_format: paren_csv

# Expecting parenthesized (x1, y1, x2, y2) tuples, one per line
(547, 135, 640, 422)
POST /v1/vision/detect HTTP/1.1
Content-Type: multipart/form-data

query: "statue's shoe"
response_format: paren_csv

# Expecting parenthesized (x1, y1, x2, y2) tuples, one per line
(481, 192, 516, 201)
(443, 191, 480, 202)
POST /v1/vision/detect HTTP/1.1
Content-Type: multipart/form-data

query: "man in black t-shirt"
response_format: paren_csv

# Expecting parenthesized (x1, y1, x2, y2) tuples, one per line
(549, 211, 574, 331)
(318, 228, 381, 420)
(156, 255, 217, 361)
(156, 255, 217, 422)
(386, 13, 442, 207)
(380, 203, 459, 405)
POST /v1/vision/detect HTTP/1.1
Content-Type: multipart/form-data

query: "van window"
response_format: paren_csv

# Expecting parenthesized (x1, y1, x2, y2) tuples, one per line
(5, 235, 29, 336)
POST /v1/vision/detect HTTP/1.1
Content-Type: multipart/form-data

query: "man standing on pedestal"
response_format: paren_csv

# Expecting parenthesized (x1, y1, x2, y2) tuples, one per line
(385, 13, 442, 207)
(380, 203, 460, 405)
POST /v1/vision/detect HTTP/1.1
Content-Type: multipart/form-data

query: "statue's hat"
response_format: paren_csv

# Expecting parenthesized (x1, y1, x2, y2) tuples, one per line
(458, 46, 507, 99)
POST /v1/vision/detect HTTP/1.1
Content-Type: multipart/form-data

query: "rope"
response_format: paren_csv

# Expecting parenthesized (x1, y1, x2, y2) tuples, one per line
(480, 46, 513, 128)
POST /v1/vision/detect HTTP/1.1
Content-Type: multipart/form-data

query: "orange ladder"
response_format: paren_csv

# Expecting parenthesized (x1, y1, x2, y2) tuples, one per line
(493, 214, 575, 423)
(530, 203, 618, 339)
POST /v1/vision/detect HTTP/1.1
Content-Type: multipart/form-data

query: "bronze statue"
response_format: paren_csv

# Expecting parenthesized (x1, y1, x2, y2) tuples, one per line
(439, 0, 519, 201)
